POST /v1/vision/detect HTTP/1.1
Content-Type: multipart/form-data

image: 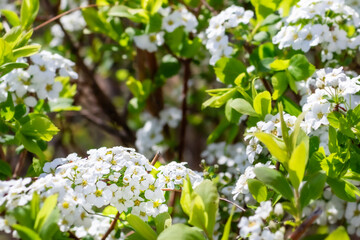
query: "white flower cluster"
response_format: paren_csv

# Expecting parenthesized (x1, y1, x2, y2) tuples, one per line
(134, 7, 198, 52)
(201, 142, 250, 174)
(302, 67, 360, 130)
(136, 107, 182, 157)
(0, 146, 202, 239)
(204, 5, 254, 65)
(273, 0, 360, 61)
(238, 201, 285, 240)
(0, 50, 78, 112)
(50, 10, 87, 47)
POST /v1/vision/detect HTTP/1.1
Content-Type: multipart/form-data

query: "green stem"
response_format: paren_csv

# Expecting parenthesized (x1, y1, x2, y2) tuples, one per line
(247, 21, 262, 42)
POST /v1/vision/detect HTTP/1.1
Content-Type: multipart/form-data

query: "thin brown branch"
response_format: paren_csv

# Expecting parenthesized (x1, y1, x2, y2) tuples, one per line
(200, 0, 217, 14)
(289, 207, 322, 240)
(12, 150, 27, 178)
(0, 144, 6, 162)
(34, 4, 100, 31)
(219, 197, 246, 211)
(151, 152, 161, 166)
(260, 78, 273, 93)
(178, 59, 191, 162)
(102, 212, 120, 240)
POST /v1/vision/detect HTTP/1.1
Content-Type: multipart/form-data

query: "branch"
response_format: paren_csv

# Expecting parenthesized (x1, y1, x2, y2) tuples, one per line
(219, 197, 246, 211)
(12, 150, 27, 178)
(289, 207, 322, 240)
(178, 59, 191, 162)
(151, 152, 161, 166)
(101, 212, 120, 240)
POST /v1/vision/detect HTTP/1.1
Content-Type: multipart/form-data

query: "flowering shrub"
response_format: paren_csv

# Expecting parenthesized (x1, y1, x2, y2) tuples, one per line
(1, 0, 360, 239)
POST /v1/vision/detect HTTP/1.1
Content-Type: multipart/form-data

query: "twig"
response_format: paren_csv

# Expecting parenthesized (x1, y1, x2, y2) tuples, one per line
(12, 150, 27, 178)
(289, 207, 322, 240)
(219, 197, 246, 211)
(101, 212, 120, 240)
(260, 78, 273, 93)
(34, 4, 100, 31)
(200, 0, 217, 14)
(151, 152, 161, 166)
(178, 59, 191, 162)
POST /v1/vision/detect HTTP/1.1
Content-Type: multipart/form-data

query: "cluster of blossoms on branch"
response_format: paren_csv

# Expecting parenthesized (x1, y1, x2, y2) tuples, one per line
(0, 146, 202, 239)
(273, 0, 360, 61)
(134, 6, 198, 53)
(204, 6, 254, 65)
(0, 50, 78, 112)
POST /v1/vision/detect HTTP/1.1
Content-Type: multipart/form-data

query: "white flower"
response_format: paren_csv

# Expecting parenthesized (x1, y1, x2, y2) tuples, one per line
(134, 32, 164, 52)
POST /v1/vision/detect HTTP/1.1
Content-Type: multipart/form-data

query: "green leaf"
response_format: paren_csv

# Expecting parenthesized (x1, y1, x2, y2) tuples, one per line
(250, 0, 281, 22)
(0, 93, 15, 121)
(279, 0, 299, 16)
(288, 142, 308, 189)
(253, 132, 288, 164)
(34, 194, 58, 232)
(230, 98, 258, 117)
(271, 72, 288, 99)
(20, 0, 39, 30)
(225, 99, 242, 123)
(12, 44, 41, 59)
(253, 91, 271, 118)
(20, 114, 59, 141)
(288, 54, 315, 81)
(325, 226, 350, 240)
(31, 192, 40, 220)
(270, 59, 290, 71)
(11, 224, 41, 240)
(193, 180, 219, 236)
(0, 62, 29, 77)
(206, 119, 231, 144)
(254, 167, 294, 201)
(1, 10, 20, 26)
(202, 88, 237, 109)
(127, 214, 157, 240)
(247, 179, 268, 202)
(300, 172, 326, 210)
(155, 212, 172, 234)
(327, 177, 360, 202)
(15, 132, 45, 160)
(214, 57, 247, 85)
(142, 0, 163, 14)
(0, 159, 12, 178)
(221, 206, 235, 240)
(108, 5, 147, 23)
(158, 224, 205, 240)
(39, 208, 60, 239)
(187, 194, 208, 232)
(281, 96, 301, 117)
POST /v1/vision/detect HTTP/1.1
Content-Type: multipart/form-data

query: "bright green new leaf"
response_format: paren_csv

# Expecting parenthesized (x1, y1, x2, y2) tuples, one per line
(253, 132, 288, 164)
(327, 177, 360, 202)
(253, 91, 271, 118)
(250, 0, 281, 22)
(254, 167, 294, 201)
(20, 0, 39, 30)
(15, 132, 45, 160)
(11, 225, 41, 240)
(202, 88, 237, 109)
(188, 194, 208, 232)
(1, 10, 20, 26)
(127, 214, 158, 240)
(155, 212, 172, 234)
(193, 179, 219, 236)
(20, 114, 60, 142)
(270, 59, 290, 71)
(214, 57, 247, 85)
(34, 194, 58, 232)
(288, 142, 308, 189)
(39, 208, 60, 239)
(230, 98, 258, 117)
(279, 0, 299, 16)
(108, 5, 147, 23)
(158, 224, 206, 240)
(221, 206, 235, 240)
(141, 0, 163, 14)
(247, 178, 268, 202)
(300, 172, 326, 210)
(325, 226, 350, 240)
(271, 72, 288, 99)
(0, 62, 29, 77)
(180, 176, 193, 217)
(288, 54, 316, 81)
(225, 99, 242, 123)
(12, 44, 41, 59)
(30, 192, 40, 221)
